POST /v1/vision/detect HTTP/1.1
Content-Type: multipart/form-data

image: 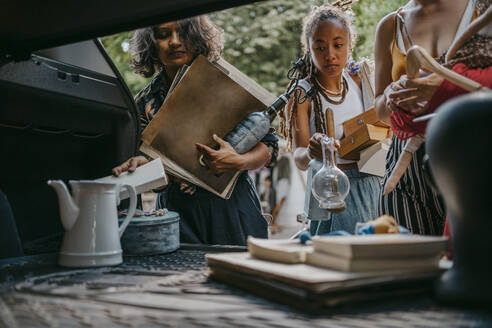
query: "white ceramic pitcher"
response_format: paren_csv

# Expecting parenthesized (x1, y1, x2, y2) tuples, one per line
(47, 180, 137, 267)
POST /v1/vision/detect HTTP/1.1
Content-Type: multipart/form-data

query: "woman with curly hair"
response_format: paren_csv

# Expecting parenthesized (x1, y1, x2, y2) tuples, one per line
(281, 3, 381, 235)
(113, 16, 278, 245)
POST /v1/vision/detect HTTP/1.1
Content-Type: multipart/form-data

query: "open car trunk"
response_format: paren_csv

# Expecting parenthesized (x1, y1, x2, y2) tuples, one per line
(0, 40, 139, 251)
(0, 0, 264, 257)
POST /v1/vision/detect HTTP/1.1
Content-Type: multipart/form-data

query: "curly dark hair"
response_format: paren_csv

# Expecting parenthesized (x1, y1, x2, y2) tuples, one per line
(130, 15, 223, 77)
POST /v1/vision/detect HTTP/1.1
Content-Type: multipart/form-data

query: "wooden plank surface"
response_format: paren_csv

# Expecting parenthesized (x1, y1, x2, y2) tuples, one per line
(1, 248, 490, 327)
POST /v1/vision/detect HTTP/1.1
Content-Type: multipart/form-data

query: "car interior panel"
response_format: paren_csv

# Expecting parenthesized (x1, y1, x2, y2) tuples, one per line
(0, 40, 138, 250)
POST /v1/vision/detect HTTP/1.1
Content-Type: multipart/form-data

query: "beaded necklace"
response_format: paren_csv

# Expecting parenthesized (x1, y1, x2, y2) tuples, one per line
(315, 76, 343, 96)
(316, 75, 349, 105)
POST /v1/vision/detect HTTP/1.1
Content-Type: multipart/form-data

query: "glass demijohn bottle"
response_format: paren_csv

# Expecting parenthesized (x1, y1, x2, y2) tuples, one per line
(311, 136, 350, 211)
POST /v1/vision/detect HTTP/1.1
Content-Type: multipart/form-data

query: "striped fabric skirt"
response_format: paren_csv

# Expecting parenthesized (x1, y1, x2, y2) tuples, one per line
(378, 136, 445, 235)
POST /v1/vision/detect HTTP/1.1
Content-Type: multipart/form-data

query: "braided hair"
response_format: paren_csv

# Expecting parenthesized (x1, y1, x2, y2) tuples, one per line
(280, 1, 356, 151)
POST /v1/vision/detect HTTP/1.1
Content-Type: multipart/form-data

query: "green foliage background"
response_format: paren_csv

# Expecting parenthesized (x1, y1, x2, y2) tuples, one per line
(101, 0, 406, 96)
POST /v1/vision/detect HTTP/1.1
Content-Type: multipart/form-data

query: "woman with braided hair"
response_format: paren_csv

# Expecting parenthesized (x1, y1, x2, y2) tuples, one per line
(281, 2, 381, 234)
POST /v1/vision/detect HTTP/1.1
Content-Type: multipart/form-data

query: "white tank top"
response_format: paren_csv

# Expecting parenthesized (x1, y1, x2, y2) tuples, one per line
(298, 70, 364, 164)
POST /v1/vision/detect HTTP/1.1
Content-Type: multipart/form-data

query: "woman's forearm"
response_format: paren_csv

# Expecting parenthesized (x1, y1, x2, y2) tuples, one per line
(374, 12, 397, 124)
(238, 142, 271, 171)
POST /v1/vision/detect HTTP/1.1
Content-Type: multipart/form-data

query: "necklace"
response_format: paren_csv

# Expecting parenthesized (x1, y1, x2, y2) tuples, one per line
(315, 76, 343, 96)
(317, 76, 349, 105)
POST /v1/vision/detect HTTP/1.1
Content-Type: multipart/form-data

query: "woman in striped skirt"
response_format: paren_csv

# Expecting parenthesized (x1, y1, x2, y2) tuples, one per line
(373, 0, 488, 234)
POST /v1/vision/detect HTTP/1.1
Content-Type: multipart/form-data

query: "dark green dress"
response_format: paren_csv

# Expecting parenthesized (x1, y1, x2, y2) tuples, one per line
(135, 71, 278, 245)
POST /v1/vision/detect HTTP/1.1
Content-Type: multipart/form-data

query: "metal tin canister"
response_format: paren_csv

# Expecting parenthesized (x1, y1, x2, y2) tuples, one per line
(119, 211, 180, 256)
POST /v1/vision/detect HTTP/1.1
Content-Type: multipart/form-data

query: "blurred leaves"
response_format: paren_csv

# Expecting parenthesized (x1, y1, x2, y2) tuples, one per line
(352, 0, 408, 60)
(100, 32, 153, 94)
(101, 0, 406, 96)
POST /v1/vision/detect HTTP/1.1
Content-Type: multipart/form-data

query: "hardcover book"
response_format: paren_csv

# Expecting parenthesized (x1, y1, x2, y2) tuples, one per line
(311, 234, 448, 259)
(247, 237, 308, 264)
(305, 251, 440, 272)
(140, 56, 275, 199)
(96, 158, 167, 199)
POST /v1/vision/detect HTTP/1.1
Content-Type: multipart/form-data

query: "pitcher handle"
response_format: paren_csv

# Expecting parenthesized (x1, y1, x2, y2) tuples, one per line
(117, 184, 137, 238)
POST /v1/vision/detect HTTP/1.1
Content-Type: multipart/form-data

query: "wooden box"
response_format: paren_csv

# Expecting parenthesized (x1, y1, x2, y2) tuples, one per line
(339, 124, 389, 160)
(342, 108, 389, 137)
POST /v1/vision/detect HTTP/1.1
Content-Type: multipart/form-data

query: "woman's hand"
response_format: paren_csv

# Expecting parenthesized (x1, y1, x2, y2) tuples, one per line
(388, 73, 444, 116)
(308, 133, 324, 160)
(308, 133, 340, 160)
(113, 156, 194, 195)
(112, 156, 148, 176)
(383, 81, 405, 114)
(196, 134, 246, 175)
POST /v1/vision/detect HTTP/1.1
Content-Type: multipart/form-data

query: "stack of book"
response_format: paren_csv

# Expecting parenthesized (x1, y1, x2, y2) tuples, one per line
(207, 235, 448, 309)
